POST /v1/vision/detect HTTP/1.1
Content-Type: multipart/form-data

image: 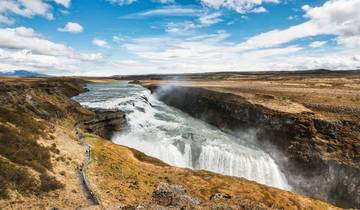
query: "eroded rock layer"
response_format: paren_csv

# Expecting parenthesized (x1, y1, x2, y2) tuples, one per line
(83, 108, 127, 139)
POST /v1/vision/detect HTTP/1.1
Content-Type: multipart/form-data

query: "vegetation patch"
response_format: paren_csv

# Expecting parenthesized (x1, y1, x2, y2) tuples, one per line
(0, 82, 80, 198)
(0, 123, 52, 173)
(0, 157, 38, 198)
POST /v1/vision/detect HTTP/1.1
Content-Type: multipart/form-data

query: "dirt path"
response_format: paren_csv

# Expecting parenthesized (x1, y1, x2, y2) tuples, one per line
(75, 124, 101, 206)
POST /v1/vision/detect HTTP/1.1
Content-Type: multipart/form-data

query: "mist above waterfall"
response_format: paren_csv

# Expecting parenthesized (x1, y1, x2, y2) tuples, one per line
(74, 82, 291, 191)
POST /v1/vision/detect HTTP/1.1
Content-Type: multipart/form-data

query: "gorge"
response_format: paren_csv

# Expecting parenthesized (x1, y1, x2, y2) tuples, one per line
(74, 79, 360, 209)
(74, 83, 291, 191)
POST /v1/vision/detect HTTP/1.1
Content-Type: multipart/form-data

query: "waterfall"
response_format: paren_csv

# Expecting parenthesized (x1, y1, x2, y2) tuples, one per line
(74, 82, 291, 191)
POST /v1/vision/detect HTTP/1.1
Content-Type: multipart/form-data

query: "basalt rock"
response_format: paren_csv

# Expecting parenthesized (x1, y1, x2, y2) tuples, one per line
(83, 108, 127, 139)
(148, 85, 360, 209)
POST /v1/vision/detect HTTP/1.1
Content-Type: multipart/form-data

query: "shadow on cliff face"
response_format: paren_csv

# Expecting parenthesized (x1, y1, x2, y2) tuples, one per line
(235, 128, 360, 209)
(149, 84, 360, 209)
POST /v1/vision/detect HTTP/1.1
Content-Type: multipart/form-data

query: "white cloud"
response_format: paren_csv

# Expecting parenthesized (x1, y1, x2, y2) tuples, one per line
(288, 15, 297, 20)
(233, 0, 360, 51)
(251, 6, 267, 13)
(106, 0, 137, 6)
(53, 0, 71, 8)
(0, 0, 73, 25)
(0, 0, 53, 20)
(235, 22, 319, 51)
(198, 12, 223, 26)
(0, 48, 78, 72)
(186, 30, 230, 43)
(126, 6, 203, 18)
(165, 21, 197, 35)
(113, 35, 125, 43)
(152, 0, 175, 3)
(108, 0, 174, 6)
(92, 38, 110, 48)
(309, 41, 327, 48)
(0, 27, 103, 74)
(0, 27, 102, 60)
(0, 14, 14, 25)
(164, 12, 223, 36)
(337, 36, 360, 49)
(58, 22, 84, 33)
(200, 0, 279, 14)
(118, 33, 304, 74)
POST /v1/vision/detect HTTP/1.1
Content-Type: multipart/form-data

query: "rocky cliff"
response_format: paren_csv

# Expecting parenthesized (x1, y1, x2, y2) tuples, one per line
(147, 85, 360, 209)
(83, 108, 127, 139)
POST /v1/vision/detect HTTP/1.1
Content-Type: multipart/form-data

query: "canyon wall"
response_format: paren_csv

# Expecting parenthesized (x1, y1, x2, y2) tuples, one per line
(148, 85, 360, 209)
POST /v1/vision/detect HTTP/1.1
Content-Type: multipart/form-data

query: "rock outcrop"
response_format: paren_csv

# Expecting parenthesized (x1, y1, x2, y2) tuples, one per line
(147, 85, 360, 209)
(152, 182, 200, 208)
(83, 108, 127, 139)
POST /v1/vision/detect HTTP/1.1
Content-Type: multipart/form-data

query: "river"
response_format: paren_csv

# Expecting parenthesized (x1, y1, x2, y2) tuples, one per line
(74, 82, 291, 190)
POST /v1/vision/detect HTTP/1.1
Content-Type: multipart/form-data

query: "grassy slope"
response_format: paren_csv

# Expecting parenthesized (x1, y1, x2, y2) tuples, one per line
(86, 134, 339, 209)
(0, 78, 92, 209)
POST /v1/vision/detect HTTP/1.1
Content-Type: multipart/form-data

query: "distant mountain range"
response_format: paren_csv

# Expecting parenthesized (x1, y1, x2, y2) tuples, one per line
(0, 70, 47, 77)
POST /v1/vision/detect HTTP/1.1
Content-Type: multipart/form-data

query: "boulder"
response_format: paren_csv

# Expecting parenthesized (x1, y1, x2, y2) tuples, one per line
(152, 182, 200, 208)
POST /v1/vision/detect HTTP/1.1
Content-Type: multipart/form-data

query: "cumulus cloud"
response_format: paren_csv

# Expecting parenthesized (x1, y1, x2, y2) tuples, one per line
(200, 0, 280, 14)
(58, 22, 84, 33)
(0, 0, 53, 20)
(0, 48, 78, 72)
(92, 38, 110, 48)
(233, 0, 360, 51)
(0, 27, 102, 74)
(0, 27, 100, 60)
(0, 0, 72, 25)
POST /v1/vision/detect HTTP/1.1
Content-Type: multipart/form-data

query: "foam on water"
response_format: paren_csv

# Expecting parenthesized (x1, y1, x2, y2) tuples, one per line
(74, 82, 291, 190)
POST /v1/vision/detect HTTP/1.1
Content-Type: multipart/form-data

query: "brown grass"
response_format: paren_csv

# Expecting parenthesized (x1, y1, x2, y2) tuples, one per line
(86, 134, 340, 209)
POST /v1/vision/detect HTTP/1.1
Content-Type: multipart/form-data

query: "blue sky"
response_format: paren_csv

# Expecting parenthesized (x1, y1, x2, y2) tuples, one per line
(0, 0, 359, 75)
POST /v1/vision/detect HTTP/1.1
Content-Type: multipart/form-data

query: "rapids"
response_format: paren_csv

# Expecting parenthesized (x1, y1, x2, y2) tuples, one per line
(74, 82, 291, 190)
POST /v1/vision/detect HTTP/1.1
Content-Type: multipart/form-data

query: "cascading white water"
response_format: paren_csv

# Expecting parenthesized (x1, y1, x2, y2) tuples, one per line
(74, 82, 291, 191)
